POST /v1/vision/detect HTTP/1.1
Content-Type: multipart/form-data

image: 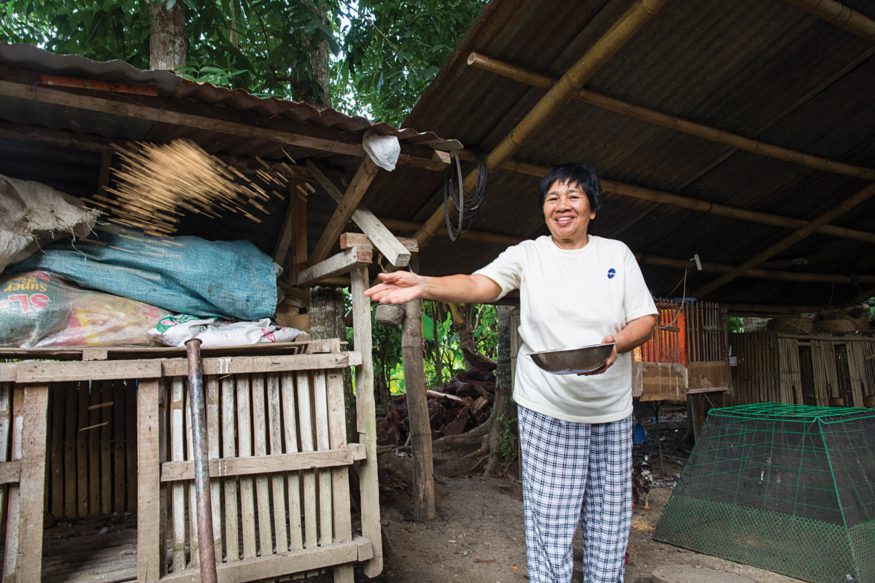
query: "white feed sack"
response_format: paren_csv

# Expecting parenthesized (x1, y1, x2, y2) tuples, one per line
(0, 174, 100, 273)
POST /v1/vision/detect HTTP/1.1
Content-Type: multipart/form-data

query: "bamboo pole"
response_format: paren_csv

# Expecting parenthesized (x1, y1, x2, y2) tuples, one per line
(694, 181, 875, 298)
(466, 51, 875, 181)
(455, 153, 875, 245)
(379, 215, 875, 285)
(414, 0, 668, 247)
(781, 0, 875, 42)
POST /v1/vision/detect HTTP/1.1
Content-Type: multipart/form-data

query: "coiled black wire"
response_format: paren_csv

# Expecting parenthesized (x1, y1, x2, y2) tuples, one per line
(444, 150, 487, 241)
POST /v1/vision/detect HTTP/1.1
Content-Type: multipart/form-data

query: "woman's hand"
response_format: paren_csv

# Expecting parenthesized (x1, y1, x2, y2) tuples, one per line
(578, 335, 619, 376)
(364, 271, 424, 304)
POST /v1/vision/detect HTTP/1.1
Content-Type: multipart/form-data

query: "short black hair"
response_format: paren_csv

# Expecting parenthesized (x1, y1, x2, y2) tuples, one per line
(539, 163, 602, 215)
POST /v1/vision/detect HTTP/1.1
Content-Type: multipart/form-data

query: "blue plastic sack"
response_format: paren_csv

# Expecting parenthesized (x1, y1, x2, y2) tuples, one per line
(9, 230, 277, 320)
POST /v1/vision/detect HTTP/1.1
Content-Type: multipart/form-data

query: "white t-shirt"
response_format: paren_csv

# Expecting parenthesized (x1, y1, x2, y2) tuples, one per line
(474, 235, 657, 424)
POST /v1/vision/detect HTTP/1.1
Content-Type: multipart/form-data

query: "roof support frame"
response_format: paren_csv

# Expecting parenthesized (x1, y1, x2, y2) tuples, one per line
(413, 0, 668, 246)
(781, 0, 875, 41)
(466, 51, 875, 181)
(306, 160, 412, 268)
(309, 156, 380, 265)
(381, 217, 875, 285)
(0, 80, 449, 172)
(469, 157, 875, 245)
(693, 181, 875, 298)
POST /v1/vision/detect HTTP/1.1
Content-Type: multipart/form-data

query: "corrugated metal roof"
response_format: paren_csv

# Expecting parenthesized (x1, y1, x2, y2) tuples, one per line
(366, 0, 875, 310)
(0, 43, 460, 150)
(0, 42, 461, 256)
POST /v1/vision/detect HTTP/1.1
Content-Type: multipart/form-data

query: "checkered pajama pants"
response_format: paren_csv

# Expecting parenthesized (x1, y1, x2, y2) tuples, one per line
(518, 405, 632, 583)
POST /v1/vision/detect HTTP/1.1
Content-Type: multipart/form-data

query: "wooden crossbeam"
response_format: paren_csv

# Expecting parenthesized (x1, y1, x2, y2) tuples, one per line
(160, 445, 367, 482)
(694, 182, 875, 298)
(296, 247, 373, 287)
(378, 216, 875, 285)
(306, 160, 412, 267)
(466, 51, 875, 181)
(414, 0, 668, 247)
(310, 157, 380, 265)
(781, 0, 875, 41)
(0, 80, 448, 171)
(455, 156, 875, 245)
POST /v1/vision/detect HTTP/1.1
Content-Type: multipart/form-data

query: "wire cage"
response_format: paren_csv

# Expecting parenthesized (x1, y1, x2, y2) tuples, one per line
(654, 403, 875, 583)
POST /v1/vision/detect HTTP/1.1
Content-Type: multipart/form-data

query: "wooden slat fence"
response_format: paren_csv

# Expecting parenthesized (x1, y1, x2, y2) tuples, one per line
(730, 332, 875, 407)
(45, 380, 138, 520)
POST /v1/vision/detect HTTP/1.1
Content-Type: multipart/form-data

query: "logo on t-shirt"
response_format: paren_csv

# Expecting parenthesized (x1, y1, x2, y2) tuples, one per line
(607, 268, 616, 279)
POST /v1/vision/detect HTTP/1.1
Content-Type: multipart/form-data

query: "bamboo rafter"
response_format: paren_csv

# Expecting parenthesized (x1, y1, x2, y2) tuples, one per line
(781, 0, 875, 42)
(466, 51, 875, 181)
(379, 216, 875, 286)
(455, 155, 875, 245)
(413, 0, 668, 247)
(694, 181, 875, 298)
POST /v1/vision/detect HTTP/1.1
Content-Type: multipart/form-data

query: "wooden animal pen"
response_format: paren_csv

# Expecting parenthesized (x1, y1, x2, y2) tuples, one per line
(0, 43, 460, 582)
(633, 300, 730, 401)
(0, 237, 393, 582)
(730, 331, 875, 408)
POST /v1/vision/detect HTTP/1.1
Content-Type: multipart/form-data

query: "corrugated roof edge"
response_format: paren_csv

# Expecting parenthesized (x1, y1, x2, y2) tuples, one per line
(0, 42, 462, 151)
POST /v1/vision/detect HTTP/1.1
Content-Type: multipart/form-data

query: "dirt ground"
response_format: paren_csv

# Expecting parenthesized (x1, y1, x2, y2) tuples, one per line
(350, 417, 806, 583)
(365, 462, 803, 583)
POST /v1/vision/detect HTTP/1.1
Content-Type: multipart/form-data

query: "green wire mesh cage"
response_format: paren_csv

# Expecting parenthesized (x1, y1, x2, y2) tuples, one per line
(654, 402, 875, 583)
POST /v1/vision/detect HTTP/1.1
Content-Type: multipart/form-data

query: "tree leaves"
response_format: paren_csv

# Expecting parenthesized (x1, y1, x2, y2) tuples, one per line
(2, 0, 485, 124)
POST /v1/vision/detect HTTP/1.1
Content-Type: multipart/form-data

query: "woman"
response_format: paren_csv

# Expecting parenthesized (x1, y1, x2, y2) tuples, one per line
(365, 163, 657, 583)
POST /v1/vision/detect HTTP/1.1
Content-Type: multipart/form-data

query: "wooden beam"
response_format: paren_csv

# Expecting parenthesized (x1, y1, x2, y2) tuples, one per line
(0, 80, 448, 171)
(402, 289, 436, 521)
(306, 160, 411, 267)
(781, 0, 875, 41)
(466, 51, 875, 181)
(694, 182, 875, 298)
(339, 232, 418, 253)
(272, 183, 297, 270)
(292, 186, 308, 284)
(310, 157, 380, 265)
(376, 216, 875, 285)
(414, 0, 668, 247)
(349, 266, 382, 576)
(455, 155, 875, 245)
(160, 445, 366, 482)
(157, 539, 373, 583)
(722, 303, 832, 315)
(296, 247, 373, 287)
(637, 254, 875, 284)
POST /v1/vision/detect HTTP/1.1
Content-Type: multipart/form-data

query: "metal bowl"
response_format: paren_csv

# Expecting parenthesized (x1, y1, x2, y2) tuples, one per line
(529, 342, 616, 375)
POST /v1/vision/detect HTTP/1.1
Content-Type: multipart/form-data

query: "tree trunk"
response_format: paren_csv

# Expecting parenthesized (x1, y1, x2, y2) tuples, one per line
(292, 4, 331, 107)
(485, 305, 516, 477)
(309, 286, 356, 443)
(402, 298, 436, 521)
(449, 303, 496, 372)
(149, 1, 187, 70)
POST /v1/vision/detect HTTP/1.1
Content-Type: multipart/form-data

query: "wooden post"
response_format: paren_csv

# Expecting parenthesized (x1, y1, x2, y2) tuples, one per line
(9, 384, 49, 582)
(349, 266, 383, 576)
(137, 379, 163, 582)
(402, 295, 437, 521)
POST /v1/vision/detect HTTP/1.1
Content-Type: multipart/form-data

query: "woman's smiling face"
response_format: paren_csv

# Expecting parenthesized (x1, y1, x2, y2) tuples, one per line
(542, 179, 596, 249)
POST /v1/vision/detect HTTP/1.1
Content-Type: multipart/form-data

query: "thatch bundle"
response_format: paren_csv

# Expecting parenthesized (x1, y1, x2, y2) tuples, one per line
(91, 140, 285, 236)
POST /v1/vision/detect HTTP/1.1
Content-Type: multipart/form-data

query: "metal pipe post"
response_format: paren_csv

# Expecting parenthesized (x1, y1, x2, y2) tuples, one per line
(185, 338, 218, 583)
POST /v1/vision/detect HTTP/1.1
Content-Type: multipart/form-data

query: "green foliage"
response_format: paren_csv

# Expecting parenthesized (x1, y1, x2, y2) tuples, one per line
(2, 0, 338, 101)
(497, 412, 518, 463)
(727, 315, 744, 334)
(2, 0, 151, 66)
(3, 0, 486, 124)
(333, 0, 487, 124)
